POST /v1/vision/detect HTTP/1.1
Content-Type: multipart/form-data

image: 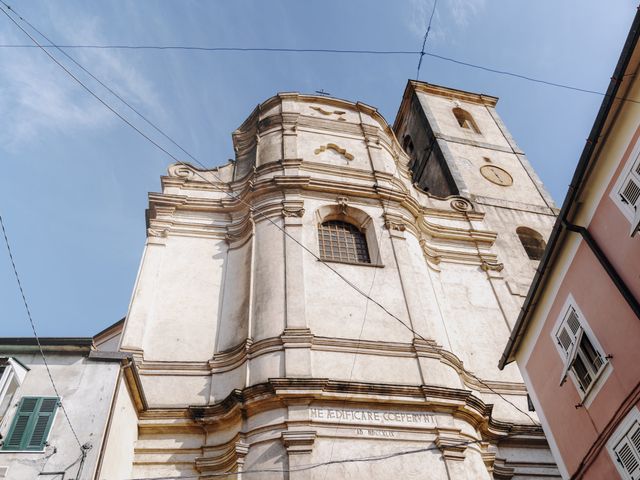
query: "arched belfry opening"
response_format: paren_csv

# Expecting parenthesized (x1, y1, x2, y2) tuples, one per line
(452, 107, 481, 134)
(517, 227, 546, 260)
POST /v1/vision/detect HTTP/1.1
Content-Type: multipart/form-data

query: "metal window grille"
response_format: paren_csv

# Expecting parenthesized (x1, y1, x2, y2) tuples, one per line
(318, 220, 370, 264)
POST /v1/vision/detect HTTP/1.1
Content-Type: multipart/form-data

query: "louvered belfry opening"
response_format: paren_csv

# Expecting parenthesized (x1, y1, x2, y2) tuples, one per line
(516, 226, 546, 261)
(318, 220, 371, 264)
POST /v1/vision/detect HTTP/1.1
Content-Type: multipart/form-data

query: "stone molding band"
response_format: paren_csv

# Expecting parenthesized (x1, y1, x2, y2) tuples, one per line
(132, 334, 527, 396)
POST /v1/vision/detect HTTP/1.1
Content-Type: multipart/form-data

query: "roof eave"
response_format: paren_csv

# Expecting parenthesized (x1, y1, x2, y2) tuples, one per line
(499, 8, 640, 369)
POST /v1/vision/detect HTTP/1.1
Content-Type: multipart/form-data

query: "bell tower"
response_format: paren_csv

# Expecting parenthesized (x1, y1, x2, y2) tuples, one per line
(394, 81, 556, 210)
(394, 81, 558, 297)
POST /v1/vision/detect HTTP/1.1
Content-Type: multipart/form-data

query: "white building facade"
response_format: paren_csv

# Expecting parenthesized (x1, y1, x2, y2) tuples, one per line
(0, 321, 123, 480)
(101, 82, 561, 479)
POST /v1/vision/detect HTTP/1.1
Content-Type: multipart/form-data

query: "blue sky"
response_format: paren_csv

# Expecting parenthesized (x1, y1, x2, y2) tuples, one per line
(0, 0, 636, 337)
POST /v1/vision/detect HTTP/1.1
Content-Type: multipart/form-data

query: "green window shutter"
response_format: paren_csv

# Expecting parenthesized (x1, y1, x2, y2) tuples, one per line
(3, 397, 38, 450)
(2, 397, 58, 451)
(27, 398, 58, 450)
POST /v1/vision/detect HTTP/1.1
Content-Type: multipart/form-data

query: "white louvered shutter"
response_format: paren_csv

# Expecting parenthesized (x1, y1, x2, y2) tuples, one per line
(556, 307, 581, 356)
(615, 421, 640, 479)
(621, 158, 640, 205)
(620, 157, 640, 236)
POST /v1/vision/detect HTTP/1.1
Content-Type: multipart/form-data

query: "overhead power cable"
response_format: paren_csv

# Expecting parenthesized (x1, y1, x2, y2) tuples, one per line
(0, 42, 636, 103)
(0, 3, 201, 166)
(0, 214, 83, 448)
(0, 1, 537, 425)
(0, 43, 418, 55)
(125, 438, 485, 479)
(416, 0, 438, 79)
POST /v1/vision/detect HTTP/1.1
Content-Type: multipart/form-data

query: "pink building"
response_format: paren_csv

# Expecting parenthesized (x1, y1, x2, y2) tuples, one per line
(500, 12, 640, 480)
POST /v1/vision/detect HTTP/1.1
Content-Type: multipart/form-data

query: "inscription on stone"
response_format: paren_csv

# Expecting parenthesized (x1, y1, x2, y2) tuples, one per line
(356, 428, 396, 437)
(309, 407, 436, 427)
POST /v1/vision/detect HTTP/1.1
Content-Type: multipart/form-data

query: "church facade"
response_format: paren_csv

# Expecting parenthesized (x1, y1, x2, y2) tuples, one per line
(98, 81, 561, 479)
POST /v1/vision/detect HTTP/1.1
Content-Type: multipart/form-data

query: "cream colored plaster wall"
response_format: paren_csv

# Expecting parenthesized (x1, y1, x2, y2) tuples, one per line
(142, 235, 223, 362)
(141, 374, 210, 407)
(252, 218, 287, 341)
(448, 142, 548, 206)
(98, 376, 138, 480)
(217, 239, 252, 351)
(113, 89, 559, 479)
(416, 92, 511, 149)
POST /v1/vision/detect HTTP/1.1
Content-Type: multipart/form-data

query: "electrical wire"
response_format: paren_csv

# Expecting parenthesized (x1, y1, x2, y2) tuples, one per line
(416, 0, 438, 79)
(0, 214, 83, 449)
(0, 42, 635, 103)
(0, 1, 538, 425)
(320, 180, 393, 480)
(1, 7, 202, 167)
(125, 438, 485, 479)
(0, 43, 418, 55)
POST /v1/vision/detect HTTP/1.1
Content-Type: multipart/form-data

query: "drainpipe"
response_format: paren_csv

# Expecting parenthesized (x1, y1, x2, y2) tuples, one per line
(562, 221, 640, 319)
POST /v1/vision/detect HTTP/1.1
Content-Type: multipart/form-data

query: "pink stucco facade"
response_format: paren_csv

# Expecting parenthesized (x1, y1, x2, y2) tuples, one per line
(525, 239, 640, 476)
(517, 116, 640, 478)
(503, 19, 640, 476)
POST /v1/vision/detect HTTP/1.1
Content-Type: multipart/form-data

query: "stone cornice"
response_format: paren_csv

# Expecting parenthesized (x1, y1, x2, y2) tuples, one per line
(135, 334, 527, 396)
(185, 378, 541, 440)
(148, 182, 501, 268)
(409, 81, 499, 107)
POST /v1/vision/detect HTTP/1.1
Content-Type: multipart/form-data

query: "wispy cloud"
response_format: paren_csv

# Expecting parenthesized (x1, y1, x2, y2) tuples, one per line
(408, 0, 487, 42)
(0, 8, 163, 148)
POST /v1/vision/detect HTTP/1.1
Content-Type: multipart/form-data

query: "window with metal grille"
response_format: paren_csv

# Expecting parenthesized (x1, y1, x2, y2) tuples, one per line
(318, 220, 370, 264)
(555, 305, 606, 393)
(516, 227, 546, 261)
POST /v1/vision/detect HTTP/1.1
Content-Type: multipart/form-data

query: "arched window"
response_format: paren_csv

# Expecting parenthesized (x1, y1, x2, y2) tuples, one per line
(403, 134, 415, 156)
(517, 227, 546, 261)
(452, 108, 481, 134)
(318, 220, 371, 264)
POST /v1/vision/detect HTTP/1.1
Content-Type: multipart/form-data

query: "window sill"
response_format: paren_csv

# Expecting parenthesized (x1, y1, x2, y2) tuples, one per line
(317, 258, 384, 268)
(0, 448, 47, 454)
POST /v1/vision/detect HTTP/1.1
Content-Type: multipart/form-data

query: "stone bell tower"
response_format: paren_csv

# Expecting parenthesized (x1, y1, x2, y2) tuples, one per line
(99, 81, 560, 479)
(395, 81, 558, 310)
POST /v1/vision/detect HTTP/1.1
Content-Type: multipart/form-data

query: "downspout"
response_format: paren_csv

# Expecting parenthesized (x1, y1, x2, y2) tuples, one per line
(498, 8, 640, 369)
(562, 221, 640, 319)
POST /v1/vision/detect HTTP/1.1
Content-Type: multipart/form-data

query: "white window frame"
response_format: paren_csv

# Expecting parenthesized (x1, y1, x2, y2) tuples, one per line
(610, 137, 640, 236)
(550, 295, 610, 404)
(0, 358, 28, 432)
(607, 407, 640, 480)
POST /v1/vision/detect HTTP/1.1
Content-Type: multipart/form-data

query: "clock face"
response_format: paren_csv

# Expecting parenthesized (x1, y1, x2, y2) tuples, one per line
(480, 165, 513, 186)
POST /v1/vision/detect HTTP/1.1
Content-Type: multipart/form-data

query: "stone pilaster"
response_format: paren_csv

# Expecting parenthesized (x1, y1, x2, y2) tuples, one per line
(282, 199, 310, 376)
(436, 436, 470, 480)
(281, 430, 316, 480)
